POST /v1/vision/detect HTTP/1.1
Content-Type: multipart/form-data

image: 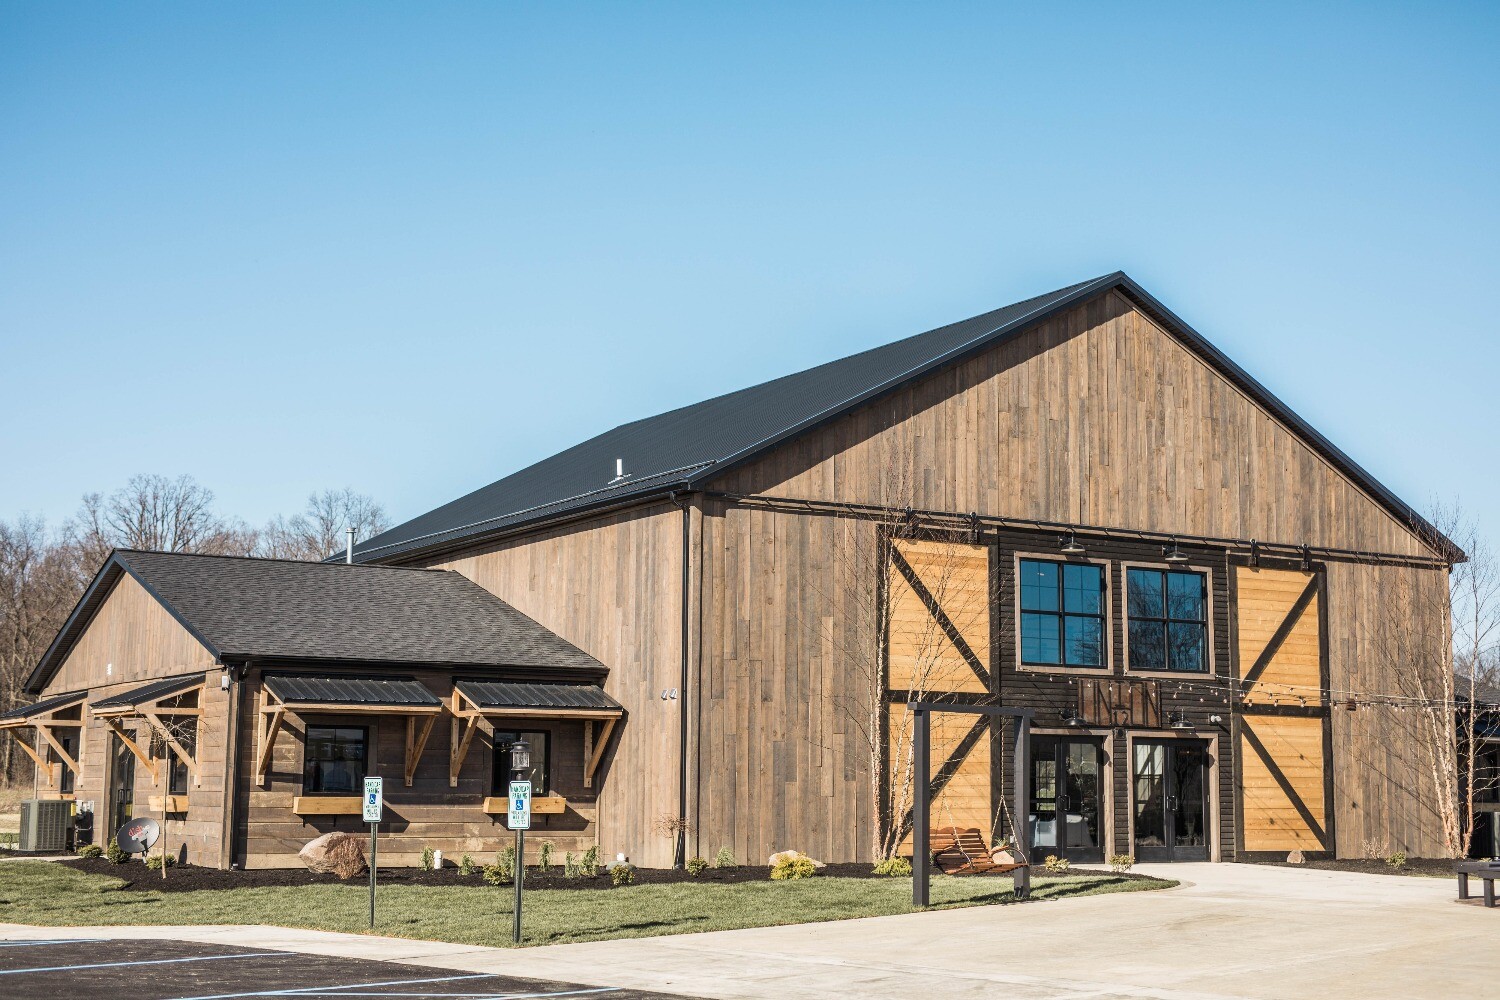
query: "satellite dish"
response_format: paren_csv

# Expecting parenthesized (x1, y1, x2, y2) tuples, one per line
(116, 816, 161, 854)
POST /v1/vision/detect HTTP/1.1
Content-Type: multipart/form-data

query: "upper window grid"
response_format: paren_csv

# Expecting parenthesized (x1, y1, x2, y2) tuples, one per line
(1019, 559, 1106, 668)
(1126, 567, 1209, 673)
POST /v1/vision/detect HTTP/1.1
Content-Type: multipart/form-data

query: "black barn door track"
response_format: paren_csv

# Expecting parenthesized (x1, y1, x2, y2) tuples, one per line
(0, 937, 703, 1000)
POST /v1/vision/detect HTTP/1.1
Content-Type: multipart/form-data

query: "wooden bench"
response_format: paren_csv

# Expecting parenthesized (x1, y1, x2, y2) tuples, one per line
(928, 827, 1031, 899)
(1456, 861, 1500, 907)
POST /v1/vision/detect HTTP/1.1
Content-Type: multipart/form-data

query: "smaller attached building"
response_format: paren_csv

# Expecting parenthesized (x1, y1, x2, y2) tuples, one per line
(12, 549, 625, 868)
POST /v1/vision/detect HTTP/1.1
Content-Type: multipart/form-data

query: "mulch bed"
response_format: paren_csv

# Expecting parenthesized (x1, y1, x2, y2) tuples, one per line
(1245, 857, 1461, 878)
(58, 857, 1164, 894)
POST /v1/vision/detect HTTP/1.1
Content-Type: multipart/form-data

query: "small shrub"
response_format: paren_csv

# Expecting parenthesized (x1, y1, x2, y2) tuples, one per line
(144, 853, 177, 871)
(611, 864, 636, 886)
(686, 855, 709, 875)
(770, 854, 817, 880)
(1108, 853, 1134, 874)
(563, 852, 578, 878)
(713, 846, 736, 869)
(481, 864, 510, 886)
(76, 844, 104, 860)
(1043, 854, 1070, 874)
(538, 840, 553, 873)
(581, 845, 601, 877)
(459, 853, 476, 876)
(420, 847, 435, 871)
(1386, 851, 1408, 870)
(872, 856, 913, 877)
(105, 837, 127, 864)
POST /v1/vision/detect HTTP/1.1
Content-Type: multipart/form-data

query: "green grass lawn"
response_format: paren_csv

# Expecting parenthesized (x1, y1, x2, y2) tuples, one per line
(0, 861, 1174, 947)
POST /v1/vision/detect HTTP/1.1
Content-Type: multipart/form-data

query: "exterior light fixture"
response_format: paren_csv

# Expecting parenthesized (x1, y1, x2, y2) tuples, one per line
(510, 737, 532, 780)
(1164, 538, 1189, 564)
(1059, 532, 1086, 555)
(1064, 707, 1086, 728)
(1170, 712, 1194, 731)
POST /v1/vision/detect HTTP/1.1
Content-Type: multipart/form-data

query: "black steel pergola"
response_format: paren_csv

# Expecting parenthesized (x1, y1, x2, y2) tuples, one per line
(908, 701, 1034, 906)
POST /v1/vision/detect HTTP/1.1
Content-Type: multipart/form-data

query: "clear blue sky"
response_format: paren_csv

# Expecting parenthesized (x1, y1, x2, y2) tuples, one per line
(2, 2, 1496, 546)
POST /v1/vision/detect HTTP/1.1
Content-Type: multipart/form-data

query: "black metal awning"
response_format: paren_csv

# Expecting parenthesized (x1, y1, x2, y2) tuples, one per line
(92, 673, 205, 714)
(264, 674, 442, 708)
(454, 679, 623, 714)
(0, 689, 86, 725)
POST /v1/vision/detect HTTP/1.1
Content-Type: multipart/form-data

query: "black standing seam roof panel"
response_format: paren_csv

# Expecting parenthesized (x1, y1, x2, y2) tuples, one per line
(91, 672, 206, 711)
(347, 272, 1457, 564)
(265, 674, 442, 707)
(0, 689, 87, 721)
(456, 679, 623, 712)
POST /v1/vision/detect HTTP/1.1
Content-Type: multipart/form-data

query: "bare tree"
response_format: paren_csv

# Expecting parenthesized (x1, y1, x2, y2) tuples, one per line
(793, 464, 997, 860)
(0, 517, 85, 780)
(1384, 504, 1500, 857)
(67, 474, 257, 568)
(259, 488, 391, 562)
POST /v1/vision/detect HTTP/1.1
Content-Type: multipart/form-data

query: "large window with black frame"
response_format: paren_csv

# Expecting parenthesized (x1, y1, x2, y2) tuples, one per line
(302, 725, 368, 794)
(492, 730, 550, 796)
(1019, 558, 1106, 668)
(1126, 567, 1209, 672)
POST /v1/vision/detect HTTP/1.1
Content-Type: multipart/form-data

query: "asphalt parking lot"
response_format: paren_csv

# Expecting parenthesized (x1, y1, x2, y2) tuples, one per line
(0, 937, 700, 1000)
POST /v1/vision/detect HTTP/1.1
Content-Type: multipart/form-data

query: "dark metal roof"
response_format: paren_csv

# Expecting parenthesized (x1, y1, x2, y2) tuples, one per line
(0, 689, 86, 721)
(27, 551, 608, 693)
(92, 673, 205, 711)
(456, 679, 623, 712)
(349, 272, 1459, 564)
(265, 674, 441, 707)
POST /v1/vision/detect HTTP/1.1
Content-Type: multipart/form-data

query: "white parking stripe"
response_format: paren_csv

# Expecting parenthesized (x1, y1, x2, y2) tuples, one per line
(294, 990, 621, 999)
(0, 939, 96, 948)
(0, 950, 295, 976)
(172, 972, 501, 1000)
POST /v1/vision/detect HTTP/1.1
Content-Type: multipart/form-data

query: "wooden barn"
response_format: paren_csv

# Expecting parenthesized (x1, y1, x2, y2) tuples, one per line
(9, 271, 1460, 868)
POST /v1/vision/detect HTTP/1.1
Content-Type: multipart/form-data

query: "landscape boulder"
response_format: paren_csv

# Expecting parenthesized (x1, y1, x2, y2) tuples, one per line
(768, 850, 826, 869)
(1287, 849, 1306, 865)
(299, 832, 369, 879)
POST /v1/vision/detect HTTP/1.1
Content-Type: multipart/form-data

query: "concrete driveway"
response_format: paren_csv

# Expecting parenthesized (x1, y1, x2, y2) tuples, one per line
(2, 863, 1488, 998)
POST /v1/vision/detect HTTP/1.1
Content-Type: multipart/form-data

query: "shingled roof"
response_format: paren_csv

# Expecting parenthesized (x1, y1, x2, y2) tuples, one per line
(349, 271, 1458, 564)
(27, 550, 606, 692)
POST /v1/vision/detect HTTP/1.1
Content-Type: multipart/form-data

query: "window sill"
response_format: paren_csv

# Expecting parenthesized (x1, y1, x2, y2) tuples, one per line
(481, 794, 567, 815)
(148, 795, 189, 813)
(291, 796, 363, 816)
(1016, 664, 1111, 675)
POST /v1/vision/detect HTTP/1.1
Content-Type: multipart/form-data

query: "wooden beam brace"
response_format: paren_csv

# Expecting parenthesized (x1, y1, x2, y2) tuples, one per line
(144, 711, 199, 786)
(449, 714, 481, 788)
(405, 713, 437, 787)
(104, 720, 158, 782)
(7, 730, 52, 786)
(255, 708, 285, 785)
(583, 721, 594, 789)
(34, 724, 79, 776)
(585, 716, 618, 787)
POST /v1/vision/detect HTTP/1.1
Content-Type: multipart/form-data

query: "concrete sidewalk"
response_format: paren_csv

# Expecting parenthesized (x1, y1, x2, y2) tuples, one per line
(2, 864, 1489, 999)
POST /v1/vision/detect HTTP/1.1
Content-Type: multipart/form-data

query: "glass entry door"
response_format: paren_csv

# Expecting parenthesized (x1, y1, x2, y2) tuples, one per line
(1132, 740, 1209, 862)
(1030, 736, 1105, 862)
(108, 732, 136, 838)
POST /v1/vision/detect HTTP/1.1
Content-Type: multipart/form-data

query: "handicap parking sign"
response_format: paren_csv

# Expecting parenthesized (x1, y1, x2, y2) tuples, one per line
(363, 777, 383, 823)
(508, 780, 531, 829)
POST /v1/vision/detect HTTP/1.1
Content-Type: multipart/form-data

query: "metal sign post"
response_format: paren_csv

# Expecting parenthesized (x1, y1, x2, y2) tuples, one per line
(364, 777, 383, 927)
(509, 777, 531, 943)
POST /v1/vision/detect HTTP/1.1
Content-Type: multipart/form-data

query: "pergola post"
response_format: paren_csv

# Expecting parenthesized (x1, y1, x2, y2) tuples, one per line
(908, 701, 1033, 908)
(912, 706, 930, 907)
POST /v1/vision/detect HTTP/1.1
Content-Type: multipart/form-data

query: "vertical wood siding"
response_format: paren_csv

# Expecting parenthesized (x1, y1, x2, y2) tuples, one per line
(418, 503, 684, 868)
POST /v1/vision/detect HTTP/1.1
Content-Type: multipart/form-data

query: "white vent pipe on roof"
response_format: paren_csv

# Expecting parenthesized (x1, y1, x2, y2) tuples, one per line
(346, 527, 355, 564)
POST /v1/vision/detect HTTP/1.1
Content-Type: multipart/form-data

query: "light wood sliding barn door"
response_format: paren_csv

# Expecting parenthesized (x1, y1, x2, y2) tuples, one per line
(886, 538, 993, 847)
(1234, 566, 1330, 853)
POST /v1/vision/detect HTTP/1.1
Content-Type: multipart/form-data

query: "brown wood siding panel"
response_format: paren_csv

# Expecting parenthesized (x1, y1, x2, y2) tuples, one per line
(416, 504, 682, 868)
(1324, 561, 1449, 857)
(1235, 567, 1322, 699)
(1239, 715, 1326, 851)
(887, 539, 989, 694)
(49, 573, 217, 692)
(714, 292, 1429, 558)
